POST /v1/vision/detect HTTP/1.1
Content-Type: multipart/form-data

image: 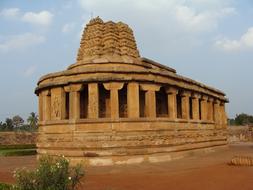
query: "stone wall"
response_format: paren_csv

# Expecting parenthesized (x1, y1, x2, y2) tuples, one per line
(0, 132, 37, 145)
(228, 126, 253, 143)
(37, 120, 227, 166)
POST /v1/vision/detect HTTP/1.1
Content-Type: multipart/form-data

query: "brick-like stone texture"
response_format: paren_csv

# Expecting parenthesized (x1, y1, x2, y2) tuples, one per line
(228, 126, 253, 143)
(0, 132, 37, 145)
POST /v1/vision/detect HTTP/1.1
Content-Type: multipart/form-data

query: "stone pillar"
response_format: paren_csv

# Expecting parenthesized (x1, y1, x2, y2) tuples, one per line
(42, 90, 51, 121)
(39, 93, 43, 121)
(140, 84, 161, 118)
(104, 82, 124, 119)
(213, 99, 220, 126)
(207, 97, 214, 121)
(165, 87, 178, 119)
(71, 91, 80, 119)
(220, 102, 227, 127)
(200, 95, 208, 121)
(181, 91, 191, 120)
(64, 84, 82, 120)
(192, 93, 200, 120)
(146, 91, 156, 118)
(50, 87, 65, 120)
(127, 82, 139, 118)
(88, 83, 99, 119)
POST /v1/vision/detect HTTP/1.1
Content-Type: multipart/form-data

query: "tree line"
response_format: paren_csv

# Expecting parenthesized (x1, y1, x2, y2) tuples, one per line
(1, 112, 252, 129)
(0, 112, 38, 131)
(228, 113, 253, 126)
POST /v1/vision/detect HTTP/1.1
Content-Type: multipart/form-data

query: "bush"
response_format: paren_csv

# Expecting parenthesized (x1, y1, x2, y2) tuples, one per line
(13, 155, 85, 190)
(0, 183, 13, 190)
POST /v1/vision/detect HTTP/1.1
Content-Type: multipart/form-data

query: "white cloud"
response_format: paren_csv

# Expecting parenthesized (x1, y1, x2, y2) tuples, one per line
(1, 8, 53, 27)
(215, 39, 241, 51)
(78, 0, 235, 33)
(23, 65, 37, 77)
(215, 27, 253, 52)
(241, 28, 253, 47)
(174, 6, 235, 32)
(0, 33, 45, 53)
(174, 6, 212, 32)
(22, 11, 53, 26)
(62, 23, 75, 33)
(0, 8, 20, 18)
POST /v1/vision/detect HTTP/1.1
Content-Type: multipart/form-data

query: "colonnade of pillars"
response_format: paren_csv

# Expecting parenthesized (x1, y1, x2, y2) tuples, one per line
(39, 82, 227, 126)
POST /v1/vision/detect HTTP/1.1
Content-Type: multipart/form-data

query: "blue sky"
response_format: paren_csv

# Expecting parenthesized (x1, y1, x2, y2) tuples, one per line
(0, 0, 253, 121)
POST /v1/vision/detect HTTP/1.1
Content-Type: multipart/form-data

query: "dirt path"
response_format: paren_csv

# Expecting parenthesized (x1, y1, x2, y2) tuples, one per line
(0, 144, 253, 190)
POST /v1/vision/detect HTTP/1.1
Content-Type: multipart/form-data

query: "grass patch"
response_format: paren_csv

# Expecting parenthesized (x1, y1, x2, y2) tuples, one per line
(0, 149, 36, 156)
(0, 182, 12, 190)
(0, 144, 36, 150)
(0, 144, 36, 156)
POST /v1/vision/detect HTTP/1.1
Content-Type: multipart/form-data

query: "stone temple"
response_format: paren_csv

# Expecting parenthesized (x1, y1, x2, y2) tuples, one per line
(35, 17, 228, 166)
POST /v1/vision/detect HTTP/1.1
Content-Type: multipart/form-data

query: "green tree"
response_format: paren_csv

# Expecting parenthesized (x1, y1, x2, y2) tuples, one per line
(0, 121, 4, 130)
(228, 118, 235, 125)
(234, 113, 253, 126)
(27, 112, 38, 129)
(12, 115, 24, 128)
(5, 118, 13, 130)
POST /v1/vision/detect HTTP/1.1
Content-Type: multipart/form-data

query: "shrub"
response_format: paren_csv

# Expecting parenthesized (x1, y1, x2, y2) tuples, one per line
(13, 155, 84, 190)
(0, 183, 13, 190)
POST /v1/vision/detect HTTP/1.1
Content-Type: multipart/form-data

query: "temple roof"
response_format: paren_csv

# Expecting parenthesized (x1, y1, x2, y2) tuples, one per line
(76, 16, 140, 62)
(35, 17, 227, 101)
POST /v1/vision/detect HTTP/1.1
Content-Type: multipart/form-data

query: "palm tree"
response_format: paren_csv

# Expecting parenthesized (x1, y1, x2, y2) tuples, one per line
(27, 112, 38, 129)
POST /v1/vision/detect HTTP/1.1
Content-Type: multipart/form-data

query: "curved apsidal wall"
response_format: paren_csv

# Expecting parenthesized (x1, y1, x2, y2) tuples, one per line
(35, 17, 228, 166)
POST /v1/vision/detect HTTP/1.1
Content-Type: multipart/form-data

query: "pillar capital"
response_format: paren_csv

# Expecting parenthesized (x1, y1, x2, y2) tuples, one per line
(41, 89, 50, 96)
(208, 97, 214, 102)
(181, 90, 191, 97)
(201, 95, 208, 101)
(103, 82, 124, 90)
(191, 92, 201, 99)
(214, 99, 220, 104)
(64, 84, 83, 92)
(165, 86, 178, 94)
(140, 84, 160, 91)
(220, 101, 225, 106)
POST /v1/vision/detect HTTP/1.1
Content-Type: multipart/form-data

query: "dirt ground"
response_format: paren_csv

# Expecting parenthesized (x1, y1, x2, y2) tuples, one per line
(0, 143, 253, 190)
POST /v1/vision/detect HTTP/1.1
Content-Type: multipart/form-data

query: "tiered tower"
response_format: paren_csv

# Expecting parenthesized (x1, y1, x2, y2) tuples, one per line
(77, 17, 139, 62)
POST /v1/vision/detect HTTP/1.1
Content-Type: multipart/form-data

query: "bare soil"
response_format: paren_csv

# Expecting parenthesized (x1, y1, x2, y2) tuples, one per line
(1, 144, 253, 190)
